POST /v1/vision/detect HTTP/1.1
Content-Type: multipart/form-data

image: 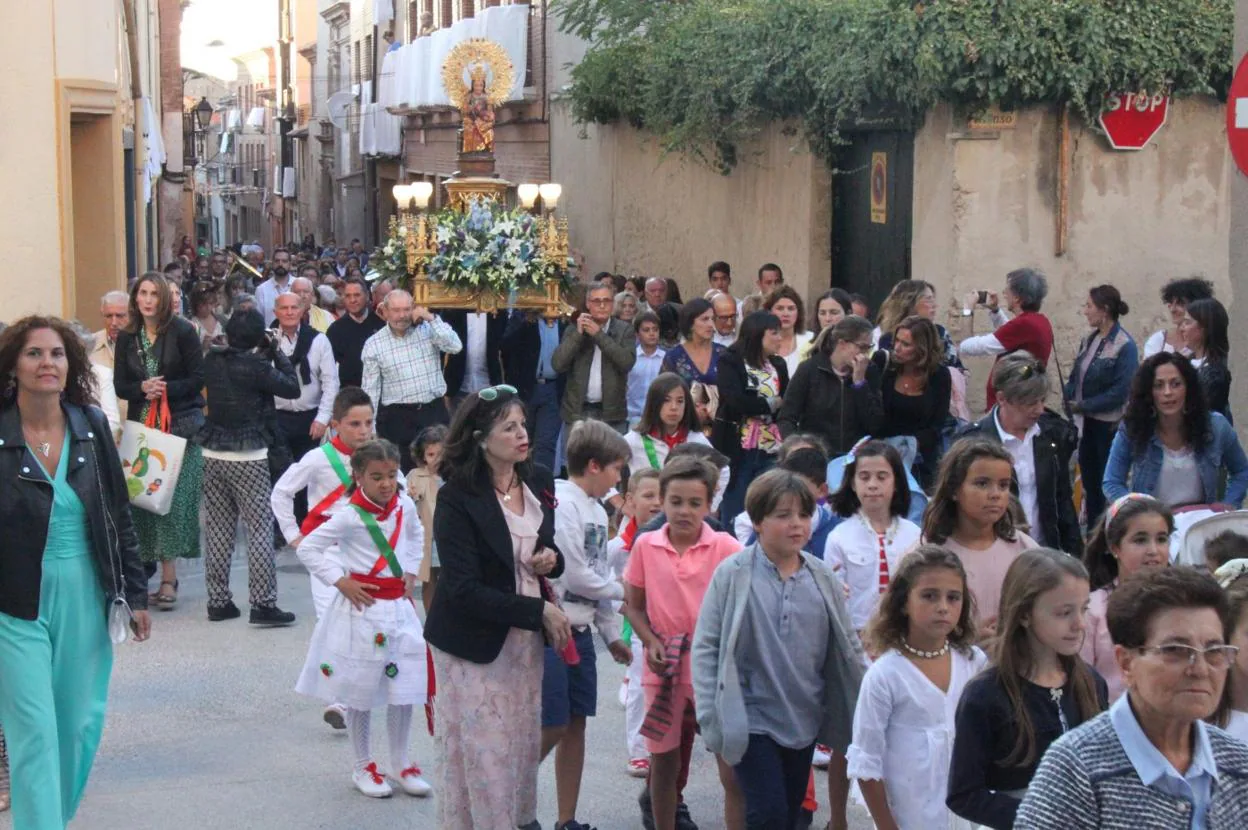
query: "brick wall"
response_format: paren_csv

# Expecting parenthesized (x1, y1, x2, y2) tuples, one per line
(401, 114, 550, 185)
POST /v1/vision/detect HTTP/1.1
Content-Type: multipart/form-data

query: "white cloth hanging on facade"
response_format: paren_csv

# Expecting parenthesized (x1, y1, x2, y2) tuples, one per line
(379, 3, 530, 111)
(360, 103, 403, 157)
(141, 96, 165, 204)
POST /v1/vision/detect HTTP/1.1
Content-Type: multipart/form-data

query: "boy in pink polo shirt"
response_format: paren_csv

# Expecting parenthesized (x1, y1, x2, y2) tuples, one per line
(625, 456, 743, 830)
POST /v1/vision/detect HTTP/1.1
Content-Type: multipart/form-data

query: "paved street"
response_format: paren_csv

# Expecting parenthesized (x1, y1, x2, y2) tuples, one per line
(6, 550, 874, 830)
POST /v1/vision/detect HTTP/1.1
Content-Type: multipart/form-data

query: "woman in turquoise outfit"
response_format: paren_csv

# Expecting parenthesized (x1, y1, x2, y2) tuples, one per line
(0, 316, 152, 828)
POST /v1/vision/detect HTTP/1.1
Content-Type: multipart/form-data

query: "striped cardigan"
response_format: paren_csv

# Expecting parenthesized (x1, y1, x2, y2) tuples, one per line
(1016, 711, 1248, 829)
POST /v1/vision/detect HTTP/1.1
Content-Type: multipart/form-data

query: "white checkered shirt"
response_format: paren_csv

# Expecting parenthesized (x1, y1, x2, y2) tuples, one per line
(361, 318, 462, 407)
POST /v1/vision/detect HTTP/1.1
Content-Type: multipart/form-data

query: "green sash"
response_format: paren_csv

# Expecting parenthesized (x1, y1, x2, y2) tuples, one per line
(641, 435, 662, 470)
(322, 443, 352, 487)
(352, 504, 404, 578)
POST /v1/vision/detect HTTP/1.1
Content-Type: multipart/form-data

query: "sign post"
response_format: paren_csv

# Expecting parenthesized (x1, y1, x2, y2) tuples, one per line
(1099, 91, 1170, 150)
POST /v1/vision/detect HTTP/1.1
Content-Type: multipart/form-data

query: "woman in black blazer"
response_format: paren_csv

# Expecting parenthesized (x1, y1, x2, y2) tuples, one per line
(713, 310, 790, 524)
(424, 386, 570, 830)
(872, 315, 952, 488)
(113, 272, 205, 606)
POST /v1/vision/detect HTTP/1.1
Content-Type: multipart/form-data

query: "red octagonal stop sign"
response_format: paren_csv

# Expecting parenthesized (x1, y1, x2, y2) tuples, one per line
(1100, 91, 1170, 150)
(1227, 54, 1248, 176)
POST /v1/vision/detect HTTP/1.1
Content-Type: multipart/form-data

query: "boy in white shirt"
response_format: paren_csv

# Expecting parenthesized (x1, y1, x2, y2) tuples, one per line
(271, 386, 376, 731)
(541, 420, 634, 830)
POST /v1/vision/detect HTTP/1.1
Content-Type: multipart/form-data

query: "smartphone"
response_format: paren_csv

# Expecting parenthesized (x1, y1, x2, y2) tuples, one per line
(977, 290, 989, 305)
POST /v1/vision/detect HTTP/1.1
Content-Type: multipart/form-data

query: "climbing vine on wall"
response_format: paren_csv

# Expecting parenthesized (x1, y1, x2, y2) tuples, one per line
(555, 0, 1233, 171)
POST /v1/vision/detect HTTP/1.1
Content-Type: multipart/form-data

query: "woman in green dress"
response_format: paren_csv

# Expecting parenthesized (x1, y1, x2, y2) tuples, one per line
(114, 272, 205, 607)
(0, 315, 152, 828)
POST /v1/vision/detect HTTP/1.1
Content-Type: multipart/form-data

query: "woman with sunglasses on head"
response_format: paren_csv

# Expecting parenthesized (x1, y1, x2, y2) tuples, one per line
(1016, 567, 1248, 829)
(777, 315, 882, 458)
(423, 384, 569, 830)
(1103, 352, 1248, 509)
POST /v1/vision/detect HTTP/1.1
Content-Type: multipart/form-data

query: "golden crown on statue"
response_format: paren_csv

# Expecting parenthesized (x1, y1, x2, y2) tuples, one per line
(469, 63, 488, 86)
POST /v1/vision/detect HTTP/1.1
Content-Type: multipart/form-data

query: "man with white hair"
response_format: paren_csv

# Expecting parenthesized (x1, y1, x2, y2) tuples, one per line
(92, 290, 130, 423)
(292, 274, 334, 333)
(710, 291, 738, 346)
(361, 290, 462, 469)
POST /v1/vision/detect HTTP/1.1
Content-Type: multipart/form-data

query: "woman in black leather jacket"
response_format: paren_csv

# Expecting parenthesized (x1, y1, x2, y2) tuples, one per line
(114, 272, 205, 607)
(195, 309, 301, 625)
(0, 315, 150, 826)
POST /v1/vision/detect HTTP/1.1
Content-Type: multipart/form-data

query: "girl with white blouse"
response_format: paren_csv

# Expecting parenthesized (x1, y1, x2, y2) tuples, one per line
(624, 372, 728, 510)
(825, 441, 921, 636)
(847, 546, 986, 830)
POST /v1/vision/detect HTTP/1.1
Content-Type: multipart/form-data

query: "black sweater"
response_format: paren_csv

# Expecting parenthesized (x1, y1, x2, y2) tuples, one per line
(325, 311, 385, 389)
(777, 352, 883, 457)
(947, 665, 1109, 829)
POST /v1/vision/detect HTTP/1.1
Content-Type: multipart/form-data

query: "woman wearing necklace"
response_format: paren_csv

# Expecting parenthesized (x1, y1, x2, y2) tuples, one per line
(661, 298, 727, 422)
(424, 385, 571, 830)
(873, 315, 952, 489)
(114, 273, 205, 608)
(0, 316, 151, 828)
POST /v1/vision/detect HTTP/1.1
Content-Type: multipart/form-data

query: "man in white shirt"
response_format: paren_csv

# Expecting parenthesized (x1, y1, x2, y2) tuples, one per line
(442, 310, 506, 415)
(361, 289, 462, 470)
(272, 292, 340, 522)
(710, 292, 739, 347)
(552, 281, 637, 445)
(255, 247, 295, 325)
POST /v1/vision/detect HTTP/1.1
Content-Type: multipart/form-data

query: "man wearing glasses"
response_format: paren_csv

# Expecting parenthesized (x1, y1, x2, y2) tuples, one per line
(553, 281, 637, 449)
(710, 292, 738, 347)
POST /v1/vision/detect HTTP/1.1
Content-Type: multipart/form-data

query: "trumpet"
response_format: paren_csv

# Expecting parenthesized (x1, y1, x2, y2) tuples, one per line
(227, 249, 265, 282)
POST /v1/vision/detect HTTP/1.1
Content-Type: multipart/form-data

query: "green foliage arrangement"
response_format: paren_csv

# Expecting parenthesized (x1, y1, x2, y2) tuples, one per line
(556, 0, 1233, 171)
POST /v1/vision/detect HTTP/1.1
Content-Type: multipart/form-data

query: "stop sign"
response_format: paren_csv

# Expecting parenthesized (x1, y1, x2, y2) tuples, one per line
(1226, 54, 1248, 176)
(1099, 91, 1170, 150)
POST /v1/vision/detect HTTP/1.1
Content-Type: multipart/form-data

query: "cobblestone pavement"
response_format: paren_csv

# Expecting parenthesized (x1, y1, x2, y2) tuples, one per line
(8, 551, 874, 830)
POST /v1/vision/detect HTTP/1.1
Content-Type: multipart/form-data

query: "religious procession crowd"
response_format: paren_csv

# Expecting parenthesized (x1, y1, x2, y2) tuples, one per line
(4, 246, 1248, 830)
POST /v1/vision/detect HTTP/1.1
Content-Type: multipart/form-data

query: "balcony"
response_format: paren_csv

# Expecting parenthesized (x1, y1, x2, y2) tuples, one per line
(377, 3, 536, 117)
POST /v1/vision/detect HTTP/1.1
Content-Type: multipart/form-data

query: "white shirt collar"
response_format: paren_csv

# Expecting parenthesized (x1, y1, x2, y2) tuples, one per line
(993, 408, 1040, 446)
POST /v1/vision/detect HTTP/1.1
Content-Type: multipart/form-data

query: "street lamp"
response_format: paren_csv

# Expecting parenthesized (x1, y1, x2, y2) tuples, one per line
(194, 96, 214, 131)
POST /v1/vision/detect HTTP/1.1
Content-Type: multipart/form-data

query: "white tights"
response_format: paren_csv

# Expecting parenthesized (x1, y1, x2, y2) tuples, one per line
(346, 705, 415, 773)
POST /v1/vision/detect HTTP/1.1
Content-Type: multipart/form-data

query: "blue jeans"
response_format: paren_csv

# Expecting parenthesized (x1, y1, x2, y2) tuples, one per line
(721, 449, 776, 528)
(732, 734, 814, 830)
(1079, 417, 1117, 526)
(527, 381, 561, 473)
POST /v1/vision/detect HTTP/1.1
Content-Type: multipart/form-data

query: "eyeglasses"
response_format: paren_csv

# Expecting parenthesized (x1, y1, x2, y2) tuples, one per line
(479, 384, 518, 402)
(1137, 643, 1240, 671)
(587, 297, 613, 306)
(850, 340, 873, 352)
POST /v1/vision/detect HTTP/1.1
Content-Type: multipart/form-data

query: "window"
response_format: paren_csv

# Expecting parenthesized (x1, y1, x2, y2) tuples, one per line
(459, 0, 474, 20)
(352, 40, 361, 86)
(363, 34, 374, 82)
(438, 0, 452, 27)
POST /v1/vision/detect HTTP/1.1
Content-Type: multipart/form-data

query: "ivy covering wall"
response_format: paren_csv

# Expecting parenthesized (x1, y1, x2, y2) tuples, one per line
(556, 0, 1232, 170)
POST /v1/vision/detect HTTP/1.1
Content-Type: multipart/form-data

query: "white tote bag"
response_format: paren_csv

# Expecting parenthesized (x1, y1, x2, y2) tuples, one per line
(118, 394, 187, 516)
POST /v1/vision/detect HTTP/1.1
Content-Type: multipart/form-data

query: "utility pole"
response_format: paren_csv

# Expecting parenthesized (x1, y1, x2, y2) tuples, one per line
(1232, 0, 1248, 430)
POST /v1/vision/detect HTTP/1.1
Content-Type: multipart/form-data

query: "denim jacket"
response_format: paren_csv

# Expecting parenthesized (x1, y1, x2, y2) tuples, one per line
(1063, 323, 1138, 417)
(1103, 413, 1248, 507)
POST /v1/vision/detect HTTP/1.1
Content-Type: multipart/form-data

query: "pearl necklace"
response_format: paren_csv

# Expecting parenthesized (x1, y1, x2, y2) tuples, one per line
(857, 511, 898, 545)
(901, 638, 950, 659)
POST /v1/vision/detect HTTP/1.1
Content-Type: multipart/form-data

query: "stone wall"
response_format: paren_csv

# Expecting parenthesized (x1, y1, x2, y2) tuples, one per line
(550, 103, 832, 306)
(913, 99, 1230, 412)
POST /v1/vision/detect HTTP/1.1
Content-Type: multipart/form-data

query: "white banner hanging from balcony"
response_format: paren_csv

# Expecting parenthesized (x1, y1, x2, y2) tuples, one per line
(378, 3, 530, 112)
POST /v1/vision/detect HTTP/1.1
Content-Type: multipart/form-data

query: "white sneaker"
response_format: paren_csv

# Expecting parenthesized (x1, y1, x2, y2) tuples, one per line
(353, 763, 394, 798)
(323, 703, 347, 730)
(812, 744, 832, 768)
(394, 765, 433, 797)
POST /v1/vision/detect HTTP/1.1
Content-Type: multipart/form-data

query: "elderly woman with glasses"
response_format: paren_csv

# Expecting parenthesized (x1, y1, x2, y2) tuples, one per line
(777, 315, 882, 457)
(960, 268, 1055, 408)
(1016, 567, 1248, 829)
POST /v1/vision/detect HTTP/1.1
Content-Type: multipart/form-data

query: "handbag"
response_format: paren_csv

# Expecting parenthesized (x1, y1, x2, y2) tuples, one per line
(118, 393, 188, 516)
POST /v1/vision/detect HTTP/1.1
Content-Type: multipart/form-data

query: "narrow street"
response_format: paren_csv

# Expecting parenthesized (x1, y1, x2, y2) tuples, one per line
(21, 552, 871, 830)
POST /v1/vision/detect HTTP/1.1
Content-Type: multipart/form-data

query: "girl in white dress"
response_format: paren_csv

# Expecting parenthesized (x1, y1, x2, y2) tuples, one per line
(847, 545, 987, 830)
(294, 439, 432, 800)
(624, 372, 728, 510)
(825, 441, 922, 638)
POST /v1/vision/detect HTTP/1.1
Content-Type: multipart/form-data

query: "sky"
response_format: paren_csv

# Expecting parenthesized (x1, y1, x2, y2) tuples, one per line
(181, 0, 278, 81)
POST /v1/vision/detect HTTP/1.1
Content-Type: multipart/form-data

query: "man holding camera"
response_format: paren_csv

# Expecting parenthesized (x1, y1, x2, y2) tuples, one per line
(552, 281, 637, 445)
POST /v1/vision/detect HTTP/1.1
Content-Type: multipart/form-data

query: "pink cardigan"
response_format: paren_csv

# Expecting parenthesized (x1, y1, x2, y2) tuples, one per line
(1080, 586, 1124, 702)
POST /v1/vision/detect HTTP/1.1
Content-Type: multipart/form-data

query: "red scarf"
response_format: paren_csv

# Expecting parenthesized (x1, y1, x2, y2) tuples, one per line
(650, 427, 688, 452)
(619, 517, 639, 552)
(298, 441, 356, 536)
(349, 488, 401, 521)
